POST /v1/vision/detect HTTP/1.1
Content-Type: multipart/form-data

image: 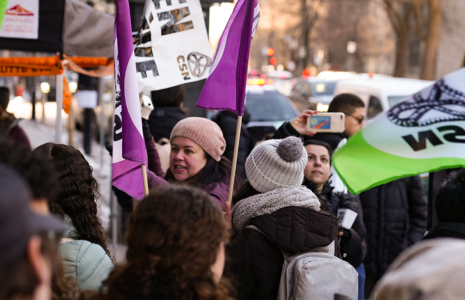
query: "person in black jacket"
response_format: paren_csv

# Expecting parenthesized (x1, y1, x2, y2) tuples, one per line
(272, 107, 367, 300)
(361, 176, 427, 296)
(226, 136, 339, 300)
(215, 108, 252, 180)
(302, 140, 366, 268)
(423, 168, 465, 240)
(273, 94, 365, 150)
(148, 85, 186, 142)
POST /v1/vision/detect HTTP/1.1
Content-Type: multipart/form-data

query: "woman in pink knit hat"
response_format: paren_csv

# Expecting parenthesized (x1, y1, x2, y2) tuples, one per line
(147, 117, 239, 211)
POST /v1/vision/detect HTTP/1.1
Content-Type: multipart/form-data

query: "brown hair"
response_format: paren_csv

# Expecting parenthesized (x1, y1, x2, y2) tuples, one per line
(328, 93, 365, 115)
(33, 143, 111, 258)
(87, 185, 233, 300)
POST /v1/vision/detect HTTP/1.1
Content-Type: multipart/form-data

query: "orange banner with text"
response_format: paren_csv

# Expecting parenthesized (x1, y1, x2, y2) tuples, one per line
(0, 56, 63, 76)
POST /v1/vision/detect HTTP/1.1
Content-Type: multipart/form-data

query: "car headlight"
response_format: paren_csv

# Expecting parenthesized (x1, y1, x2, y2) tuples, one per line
(316, 103, 329, 112)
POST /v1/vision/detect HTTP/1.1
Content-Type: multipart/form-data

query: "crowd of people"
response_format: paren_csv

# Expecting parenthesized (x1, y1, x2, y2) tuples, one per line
(1, 85, 465, 300)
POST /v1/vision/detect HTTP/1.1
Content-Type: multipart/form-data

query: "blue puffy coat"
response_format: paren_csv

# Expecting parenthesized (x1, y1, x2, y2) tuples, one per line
(59, 216, 114, 291)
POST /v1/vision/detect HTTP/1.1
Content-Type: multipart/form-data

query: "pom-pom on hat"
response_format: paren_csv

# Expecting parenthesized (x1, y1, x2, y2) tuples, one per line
(245, 136, 308, 193)
(170, 117, 226, 162)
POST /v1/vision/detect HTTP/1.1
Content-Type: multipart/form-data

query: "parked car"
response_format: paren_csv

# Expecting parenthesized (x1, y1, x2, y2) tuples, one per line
(244, 85, 299, 145)
(212, 84, 299, 146)
(265, 70, 294, 96)
(334, 74, 434, 121)
(289, 72, 356, 112)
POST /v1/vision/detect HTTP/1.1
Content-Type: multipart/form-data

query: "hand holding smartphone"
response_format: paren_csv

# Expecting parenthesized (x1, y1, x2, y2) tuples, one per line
(307, 113, 345, 133)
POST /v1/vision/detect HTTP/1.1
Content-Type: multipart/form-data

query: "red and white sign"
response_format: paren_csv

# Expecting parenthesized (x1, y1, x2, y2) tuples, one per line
(0, 0, 39, 39)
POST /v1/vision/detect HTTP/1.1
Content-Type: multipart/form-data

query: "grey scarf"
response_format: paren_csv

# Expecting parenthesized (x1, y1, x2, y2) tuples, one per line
(233, 186, 321, 232)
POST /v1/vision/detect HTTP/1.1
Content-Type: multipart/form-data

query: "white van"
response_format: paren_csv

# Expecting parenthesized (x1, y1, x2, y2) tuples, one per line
(334, 74, 433, 121)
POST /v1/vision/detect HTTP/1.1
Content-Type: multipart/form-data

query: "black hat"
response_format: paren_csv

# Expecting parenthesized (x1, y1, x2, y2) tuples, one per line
(0, 163, 65, 269)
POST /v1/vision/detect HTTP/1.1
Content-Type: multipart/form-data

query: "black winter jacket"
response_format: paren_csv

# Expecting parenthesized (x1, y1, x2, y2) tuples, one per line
(306, 182, 366, 267)
(215, 109, 252, 180)
(360, 176, 427, 279)
(423, 222, 465, 240)
(226, 206, 339, 300)
(148, 106, 186, 142)
(315, 183, 366, 243)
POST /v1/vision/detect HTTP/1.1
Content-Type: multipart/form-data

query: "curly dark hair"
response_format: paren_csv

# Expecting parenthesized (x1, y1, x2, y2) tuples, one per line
(0, 140, 58, 200)
(33, 143, 110, 257)
(87, 185, 233, 300)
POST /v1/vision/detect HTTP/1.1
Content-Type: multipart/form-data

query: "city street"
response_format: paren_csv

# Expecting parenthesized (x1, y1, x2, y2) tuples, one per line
(8, 98, 127, 263)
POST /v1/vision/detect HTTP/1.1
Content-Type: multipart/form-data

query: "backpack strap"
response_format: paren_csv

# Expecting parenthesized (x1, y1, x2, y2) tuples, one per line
(245, 225, 290, 258)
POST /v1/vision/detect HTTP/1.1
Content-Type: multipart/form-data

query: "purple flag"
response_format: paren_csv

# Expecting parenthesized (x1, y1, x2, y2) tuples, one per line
(112, 0, 148, 200)
(196, 0, 260, 116)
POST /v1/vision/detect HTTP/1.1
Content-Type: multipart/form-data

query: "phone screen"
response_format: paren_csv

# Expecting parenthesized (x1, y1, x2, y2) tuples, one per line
(310, 115, 332, 130)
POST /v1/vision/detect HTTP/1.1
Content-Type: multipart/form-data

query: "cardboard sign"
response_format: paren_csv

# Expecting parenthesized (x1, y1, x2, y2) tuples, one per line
(0, 0, 39, 39)
(134, 0, 212, 92)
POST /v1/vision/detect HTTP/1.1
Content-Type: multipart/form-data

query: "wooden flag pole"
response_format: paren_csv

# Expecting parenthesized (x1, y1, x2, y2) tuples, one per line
(141, 164, 149, 196)
(227, 115, 243, 204)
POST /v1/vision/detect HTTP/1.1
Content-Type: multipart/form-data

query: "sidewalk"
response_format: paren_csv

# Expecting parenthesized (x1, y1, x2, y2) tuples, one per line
(11, 99, 127, 263)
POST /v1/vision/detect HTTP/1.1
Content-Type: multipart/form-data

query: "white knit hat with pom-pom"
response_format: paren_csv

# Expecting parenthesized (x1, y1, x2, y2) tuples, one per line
(245, 136, 308, 193)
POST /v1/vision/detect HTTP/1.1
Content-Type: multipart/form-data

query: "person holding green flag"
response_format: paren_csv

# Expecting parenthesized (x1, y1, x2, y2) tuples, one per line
(273, 93, 427, 299)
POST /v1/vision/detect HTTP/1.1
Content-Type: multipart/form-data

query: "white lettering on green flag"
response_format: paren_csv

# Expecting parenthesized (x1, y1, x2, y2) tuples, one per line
(334, 68, 465, 195)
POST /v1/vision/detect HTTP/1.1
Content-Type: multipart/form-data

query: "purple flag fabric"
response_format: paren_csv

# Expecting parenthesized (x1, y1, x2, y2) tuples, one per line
(112, 0, 148, 200)
(196, 0, 260, 116)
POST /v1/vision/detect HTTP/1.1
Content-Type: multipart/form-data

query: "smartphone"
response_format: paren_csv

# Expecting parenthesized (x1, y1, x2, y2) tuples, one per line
(307, 113, 345, 133)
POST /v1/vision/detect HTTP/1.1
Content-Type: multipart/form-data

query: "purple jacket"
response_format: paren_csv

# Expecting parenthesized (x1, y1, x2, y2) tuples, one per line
(145, 138, 229, 211)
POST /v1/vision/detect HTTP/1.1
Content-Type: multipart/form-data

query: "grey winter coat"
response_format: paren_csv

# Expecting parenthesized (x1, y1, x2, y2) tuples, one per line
(59, 216, 113, 291)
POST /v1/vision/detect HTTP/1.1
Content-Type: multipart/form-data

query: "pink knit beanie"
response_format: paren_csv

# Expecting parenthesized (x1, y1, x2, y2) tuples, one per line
(170, 117, 226, 161)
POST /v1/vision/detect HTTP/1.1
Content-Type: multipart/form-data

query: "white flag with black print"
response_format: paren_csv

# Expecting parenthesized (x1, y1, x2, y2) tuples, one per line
(133, 0, 212, 92)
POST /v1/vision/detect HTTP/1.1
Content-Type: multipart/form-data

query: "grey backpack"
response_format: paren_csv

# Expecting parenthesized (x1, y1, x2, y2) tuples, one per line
(246, 225, 358, 300)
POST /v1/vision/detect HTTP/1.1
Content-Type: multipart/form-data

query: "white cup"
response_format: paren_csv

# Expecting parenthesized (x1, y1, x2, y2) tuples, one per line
(337, 208, 358, 230)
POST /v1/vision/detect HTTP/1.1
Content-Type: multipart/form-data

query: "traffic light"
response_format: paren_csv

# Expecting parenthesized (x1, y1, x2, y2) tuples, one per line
(267, 47, 274, 56)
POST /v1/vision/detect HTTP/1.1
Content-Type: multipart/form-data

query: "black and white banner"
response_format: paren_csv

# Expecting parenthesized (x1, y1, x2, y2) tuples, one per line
(133, 0, 212, 92)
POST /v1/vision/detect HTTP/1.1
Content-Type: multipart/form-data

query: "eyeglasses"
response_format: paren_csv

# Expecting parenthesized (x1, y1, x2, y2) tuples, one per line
(347, 114, 365, 124)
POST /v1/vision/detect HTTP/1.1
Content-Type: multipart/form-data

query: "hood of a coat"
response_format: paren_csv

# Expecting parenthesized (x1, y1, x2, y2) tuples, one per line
(249, 206, 339, 255)
(233, 186, 321, 231)
(63, 215, 80, 239)
(0, 112, 18, 137)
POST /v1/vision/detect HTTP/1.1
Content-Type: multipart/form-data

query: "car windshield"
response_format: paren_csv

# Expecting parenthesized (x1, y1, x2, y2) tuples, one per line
(310, 81, 337, 96)
(245, 92, 298, 121)
(388, 95, 408, 107)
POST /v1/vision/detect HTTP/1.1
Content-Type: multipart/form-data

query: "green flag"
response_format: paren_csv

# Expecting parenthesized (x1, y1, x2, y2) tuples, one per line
(0, 0, 7, 29)
(333, 68, 465, 195)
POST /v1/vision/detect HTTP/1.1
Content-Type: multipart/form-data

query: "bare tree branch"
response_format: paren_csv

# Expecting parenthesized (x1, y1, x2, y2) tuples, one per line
(413, 0, 427, 39)
(383, 0, 402, 35)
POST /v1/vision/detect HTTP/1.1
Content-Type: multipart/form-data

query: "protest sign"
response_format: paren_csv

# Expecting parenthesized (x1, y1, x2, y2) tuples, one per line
(0, 0, 39, 39)
(134, 0, 212, 92)
(333, 68, 465, 194)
